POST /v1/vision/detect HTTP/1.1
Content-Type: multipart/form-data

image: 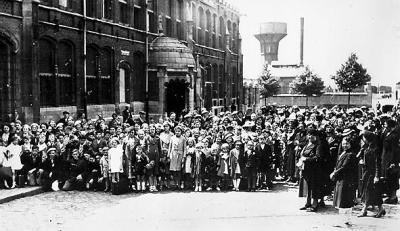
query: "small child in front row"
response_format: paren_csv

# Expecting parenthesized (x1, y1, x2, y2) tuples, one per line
(217, 143, 230, 190)
(99, 147, 110, 192)
(135, 145, 149, 192)
(194, 142, 206, 191)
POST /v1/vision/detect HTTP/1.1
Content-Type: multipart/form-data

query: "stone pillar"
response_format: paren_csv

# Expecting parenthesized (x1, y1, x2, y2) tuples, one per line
(188, 66, 195, 112)
(157, 66, 167, 115)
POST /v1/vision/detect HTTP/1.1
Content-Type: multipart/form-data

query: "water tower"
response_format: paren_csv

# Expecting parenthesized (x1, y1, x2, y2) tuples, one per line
(254, 22, 287, 65)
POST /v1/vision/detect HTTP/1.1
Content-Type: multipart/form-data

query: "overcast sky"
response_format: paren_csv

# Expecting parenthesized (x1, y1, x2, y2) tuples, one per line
(227, 0, 400, 87)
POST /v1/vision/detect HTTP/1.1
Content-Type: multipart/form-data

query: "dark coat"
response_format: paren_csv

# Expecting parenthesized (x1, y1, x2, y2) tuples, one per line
(332, 150, 358, 208)
(255, 144, 273, 172)
(244, 149, 258, 169)
(360, 145, 383, 206)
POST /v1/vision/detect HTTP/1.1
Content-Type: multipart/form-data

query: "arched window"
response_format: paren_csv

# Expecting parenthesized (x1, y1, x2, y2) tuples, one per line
(205, 10, 211, 46)
(219, 17, 225, 48)
(39, 39, 56, 106)
(232, 23, 237, 52)
(192, 3, 196, 42)
(58, 41, 75, 106)
(227, 20, 232, 50)
(197, 7, 204, 45)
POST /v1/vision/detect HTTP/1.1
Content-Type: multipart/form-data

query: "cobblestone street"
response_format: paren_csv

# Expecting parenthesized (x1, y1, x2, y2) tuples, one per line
(1, 184, 399, 231)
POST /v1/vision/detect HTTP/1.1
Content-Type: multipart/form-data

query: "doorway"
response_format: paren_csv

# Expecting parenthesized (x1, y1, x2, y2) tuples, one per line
(166, 79, 188, 117)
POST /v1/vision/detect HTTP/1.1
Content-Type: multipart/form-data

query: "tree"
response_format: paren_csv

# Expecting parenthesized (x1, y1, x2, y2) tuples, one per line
(332, 53, 371, 108)
(291, 66, 325, 107)
(258, 65, 281, 105)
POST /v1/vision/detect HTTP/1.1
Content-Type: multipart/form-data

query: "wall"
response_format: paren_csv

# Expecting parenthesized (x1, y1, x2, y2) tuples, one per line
(262, 92, 372, 107)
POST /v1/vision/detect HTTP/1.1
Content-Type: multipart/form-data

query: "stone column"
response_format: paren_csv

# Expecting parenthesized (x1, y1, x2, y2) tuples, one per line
(157, 66, 167, 115)
(187, 66, 195, 112)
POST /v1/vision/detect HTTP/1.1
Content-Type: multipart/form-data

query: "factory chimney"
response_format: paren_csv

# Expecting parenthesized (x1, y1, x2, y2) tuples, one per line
(300, 17, 304, 66)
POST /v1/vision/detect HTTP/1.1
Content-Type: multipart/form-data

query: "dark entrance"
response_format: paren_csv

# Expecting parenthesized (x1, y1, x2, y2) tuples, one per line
(165, 79, 188, 117)
(0, 39, 11, 123)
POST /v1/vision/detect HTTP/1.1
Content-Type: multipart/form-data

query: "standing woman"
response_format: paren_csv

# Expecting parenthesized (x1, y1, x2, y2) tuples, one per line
(331, 137, 358, 209)
(358, 131, 385, 218)
(5, 136, 23, 188)
(168, 126, 186, 190)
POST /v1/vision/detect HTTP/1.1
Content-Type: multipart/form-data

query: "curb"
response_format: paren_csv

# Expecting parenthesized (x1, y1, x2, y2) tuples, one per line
(0, 188, 44, 204)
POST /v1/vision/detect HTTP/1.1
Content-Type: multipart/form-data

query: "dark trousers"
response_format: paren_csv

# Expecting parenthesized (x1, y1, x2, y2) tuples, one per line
(246, 167, 257, 190)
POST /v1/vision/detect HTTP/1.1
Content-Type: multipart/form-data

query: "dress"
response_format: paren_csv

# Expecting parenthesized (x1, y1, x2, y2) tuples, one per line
(217, 152, 229, 177)
(108, 145, 124, 173)
(194, 150, 205, 178)
(229, 149, 241, 177)
(5, 144, 23, 170)
(99, 156, 109, 178)
(184, 147, 195, 174)
(168, 135, 186, 171)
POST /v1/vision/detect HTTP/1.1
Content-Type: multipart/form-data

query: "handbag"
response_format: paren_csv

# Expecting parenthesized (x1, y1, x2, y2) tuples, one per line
(0, 166, 13, 178)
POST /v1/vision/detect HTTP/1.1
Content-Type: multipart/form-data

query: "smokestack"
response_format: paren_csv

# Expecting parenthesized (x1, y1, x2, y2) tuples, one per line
(300, 17, 304, 66)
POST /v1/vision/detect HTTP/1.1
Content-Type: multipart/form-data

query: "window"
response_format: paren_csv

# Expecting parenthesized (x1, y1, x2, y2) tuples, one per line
(86, 46, 99, 104)
(86, 0, 96, 17)
(103, 0, 113, 20)
(218, 65, 224, 98)
(176, 21, 184, 40)
(119, 0, 128, 24)
(58, 41, 75, 106)
(166, 17, 172, 37)
(148, 12, 157, 33)
(212, 64, 218, 98)
(167, 0, 173, 17)
(177, 0, 183, 20)
(39, 39, 56, 106)
(100, 48, 113, 104)
(134, 7, 141, 29)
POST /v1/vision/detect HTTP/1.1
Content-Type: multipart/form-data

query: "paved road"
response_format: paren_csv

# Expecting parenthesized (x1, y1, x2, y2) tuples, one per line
(0, 184, 399, 231)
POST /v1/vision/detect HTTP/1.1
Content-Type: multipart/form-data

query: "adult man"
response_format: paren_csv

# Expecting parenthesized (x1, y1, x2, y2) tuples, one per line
(57, 111, 70, 126)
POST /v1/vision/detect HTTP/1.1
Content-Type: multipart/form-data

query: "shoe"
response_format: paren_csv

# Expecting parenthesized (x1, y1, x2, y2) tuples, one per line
(194, 186, 198, 192)
(199, 186, 202, 192)
(153, 187, 158, 192)
(307, 207, 318, 212)
(11, 183, 16, 189)
(384, 197, 398, 204)
(206, 187, 212, 191)
(300, 205, 311, 210)
(374, 209, 386, 218)
(216, 187, 221, 191)
(103, 187, 109, 192)
(357, 211, 367, 217)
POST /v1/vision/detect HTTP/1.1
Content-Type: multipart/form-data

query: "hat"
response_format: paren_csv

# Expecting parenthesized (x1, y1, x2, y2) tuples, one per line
(184, 114, 192, 119)
(201, 108, 209, 114)
(47, 147, 57, 154)
(63, 111, 70, 115)
(224, 132, 234, 140)
(361, 130, 376, 143)
(342, 128, 354, 137)
(163, 122, 172, 127)
(174, 125, 183, 132)
(110, 137, 120, 144)
(231, 111, 238, 115)
(243, 121, 254, 127)
(139, 111, 145, 115)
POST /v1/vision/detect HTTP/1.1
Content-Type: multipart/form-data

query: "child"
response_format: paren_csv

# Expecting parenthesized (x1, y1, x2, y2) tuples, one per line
(108, 138, 123, 184)
(183, 138, 196, 190)
(205, 147, 220, 191)
(229, 140, 242, 191)
(217, 143, 230, 190)
(135, 145, 149, 192)
(194, 142, 206, 192)
(99, 147, 110, 192)
(245, 141, 258, 192)
(5, 136, 23, 188)
(168, 126, 186, 190)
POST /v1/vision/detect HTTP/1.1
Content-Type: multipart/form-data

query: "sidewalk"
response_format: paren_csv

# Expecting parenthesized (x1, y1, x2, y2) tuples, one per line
(0, 187, 43, 204)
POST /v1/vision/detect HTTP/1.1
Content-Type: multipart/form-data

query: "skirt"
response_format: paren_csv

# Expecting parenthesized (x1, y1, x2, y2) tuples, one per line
(333, 180, 356, 208)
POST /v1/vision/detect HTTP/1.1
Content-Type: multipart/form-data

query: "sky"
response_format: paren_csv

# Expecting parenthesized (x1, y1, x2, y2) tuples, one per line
(226, 0, 400, 88)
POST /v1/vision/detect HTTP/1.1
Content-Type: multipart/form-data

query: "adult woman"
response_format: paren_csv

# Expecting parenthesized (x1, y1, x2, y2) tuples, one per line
(358, 131, 385, 218)
(331, 137, 358, 209)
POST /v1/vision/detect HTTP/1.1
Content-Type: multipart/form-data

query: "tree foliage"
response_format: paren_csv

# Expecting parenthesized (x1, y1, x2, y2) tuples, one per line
(291, 66, 325, 97)
(332, 53, 371, 92)
(258, 65, 281, 98)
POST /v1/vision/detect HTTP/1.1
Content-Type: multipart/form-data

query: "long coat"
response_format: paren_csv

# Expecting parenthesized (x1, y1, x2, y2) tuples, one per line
(299, 142, 321, 199)
(332, 150, 358, 208)
(168, 135, 186, 171)
(255, 144, 273, 172)
(360, 145, 383, 206)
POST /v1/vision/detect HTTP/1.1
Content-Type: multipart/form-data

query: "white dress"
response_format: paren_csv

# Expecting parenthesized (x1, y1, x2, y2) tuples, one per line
(5, 144, 23, 170)
(108, 145, 124, 173)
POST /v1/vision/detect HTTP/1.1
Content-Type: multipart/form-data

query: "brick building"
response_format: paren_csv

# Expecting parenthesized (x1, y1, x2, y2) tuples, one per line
(0, 0, 243, 123)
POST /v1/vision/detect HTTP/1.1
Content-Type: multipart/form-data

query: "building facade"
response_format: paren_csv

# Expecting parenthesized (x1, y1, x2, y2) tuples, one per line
(0, 0, 243, 123)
